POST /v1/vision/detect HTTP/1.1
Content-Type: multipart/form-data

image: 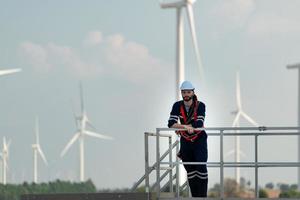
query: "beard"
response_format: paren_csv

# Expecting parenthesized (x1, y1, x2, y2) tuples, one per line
(183, 96, 192, 102)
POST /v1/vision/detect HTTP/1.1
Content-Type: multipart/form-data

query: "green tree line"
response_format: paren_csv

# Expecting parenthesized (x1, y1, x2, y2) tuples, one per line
(0, 179, 96, 200)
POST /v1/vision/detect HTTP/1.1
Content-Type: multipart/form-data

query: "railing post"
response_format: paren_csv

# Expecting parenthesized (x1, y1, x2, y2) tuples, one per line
(156, 128, 161, 199)
(220, 129, 224, 199)
(255, 133, 259, 198)
(168, 136, 173, 193)
(144, 132, 150, 193)
(175, 137, 180, 197)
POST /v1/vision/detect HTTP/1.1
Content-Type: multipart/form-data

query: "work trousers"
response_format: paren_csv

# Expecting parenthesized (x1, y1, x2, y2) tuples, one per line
(179, 132, 208, 197)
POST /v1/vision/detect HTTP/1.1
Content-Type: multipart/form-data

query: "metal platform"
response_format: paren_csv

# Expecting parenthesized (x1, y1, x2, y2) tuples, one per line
(20, 193, 300, 200)
(21, 193, 152, 200)
(132, 127, 300, 199)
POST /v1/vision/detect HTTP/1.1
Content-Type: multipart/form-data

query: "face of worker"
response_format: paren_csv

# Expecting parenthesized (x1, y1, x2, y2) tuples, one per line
(181, 90, 194, 102)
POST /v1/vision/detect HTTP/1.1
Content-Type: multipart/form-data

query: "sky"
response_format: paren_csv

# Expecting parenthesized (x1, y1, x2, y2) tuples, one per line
(0, 0, 300, 190)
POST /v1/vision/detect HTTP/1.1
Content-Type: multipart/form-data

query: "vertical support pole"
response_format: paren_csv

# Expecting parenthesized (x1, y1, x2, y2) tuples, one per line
(255, 133, 259, 198)
(176, 137, 180, 197)
(187, 180, 190, 197)
(220, 129, 224, 199)
(145, 133, 150, 193)
(169, 136, 173, 193)
(156, 128, 161, 199)
(297, 68, 300, 191)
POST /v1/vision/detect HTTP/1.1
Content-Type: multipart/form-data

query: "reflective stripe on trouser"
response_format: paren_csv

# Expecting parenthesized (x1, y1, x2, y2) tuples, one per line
(179, 132, 208, 197)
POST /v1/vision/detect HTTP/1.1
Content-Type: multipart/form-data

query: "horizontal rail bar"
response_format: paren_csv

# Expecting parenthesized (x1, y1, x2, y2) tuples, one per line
(157, 126, 300, 132)
(206, 132, 300, 136)
(145, 132, 172, 137)
(160, 161, 300, 168)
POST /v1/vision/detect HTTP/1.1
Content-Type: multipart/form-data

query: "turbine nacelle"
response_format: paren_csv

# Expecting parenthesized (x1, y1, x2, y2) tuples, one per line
(160, 0, 196, 8)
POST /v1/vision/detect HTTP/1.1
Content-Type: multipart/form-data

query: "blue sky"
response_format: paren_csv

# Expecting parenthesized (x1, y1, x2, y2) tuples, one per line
(1, 0, 300, 189)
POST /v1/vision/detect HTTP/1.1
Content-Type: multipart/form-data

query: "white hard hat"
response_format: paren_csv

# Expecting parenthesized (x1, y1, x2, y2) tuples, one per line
(180, 81, 195, 90)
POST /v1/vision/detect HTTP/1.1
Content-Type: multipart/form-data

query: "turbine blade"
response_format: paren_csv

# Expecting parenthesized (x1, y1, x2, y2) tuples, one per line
(236, 71, 242, 109)
(60, 132, 80, 157)
(35, 116, 40, 144)
(37, 147, 48, 165)
(84, 130, 113, 140)
(225, 149, 247, 158)
(3, 137, 6, 147)
(241, 111, 259, 126)
(0, 68, 22, 76)
(79, 82, 84, 114)
(70, 99, 79, 128)
(7, 139, 11, 149)
(186, 3, 204, 80)
(232, 112, 241, 127)
(86, 120, 97, 131)
(225, 149, 235, 158)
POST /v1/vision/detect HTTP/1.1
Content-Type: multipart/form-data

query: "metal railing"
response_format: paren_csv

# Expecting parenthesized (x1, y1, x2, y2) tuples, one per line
(132, 126, 300, 199)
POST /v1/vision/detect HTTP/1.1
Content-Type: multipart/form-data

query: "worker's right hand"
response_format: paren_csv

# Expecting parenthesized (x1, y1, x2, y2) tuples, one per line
(184, 125, 194, 134)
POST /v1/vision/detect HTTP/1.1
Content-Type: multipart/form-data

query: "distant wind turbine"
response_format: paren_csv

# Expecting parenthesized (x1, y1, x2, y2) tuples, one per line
(1, 137, 11, 185)
(61, 83, 113, 182)
(160, 0, 204, 100)
(0, 68, 22, 76)
(32, 116, 48, 183)
(232, 71, 259, 184)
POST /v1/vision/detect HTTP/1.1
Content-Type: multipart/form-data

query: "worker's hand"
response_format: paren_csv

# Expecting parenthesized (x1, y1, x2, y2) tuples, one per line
(184, 125, 194, 134)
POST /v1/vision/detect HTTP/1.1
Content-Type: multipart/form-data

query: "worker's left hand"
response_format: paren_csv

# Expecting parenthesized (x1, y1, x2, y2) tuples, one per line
(185, 125, 194, 134)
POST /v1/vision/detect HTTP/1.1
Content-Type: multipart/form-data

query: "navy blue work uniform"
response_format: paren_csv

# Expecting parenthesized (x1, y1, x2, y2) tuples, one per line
(168, 99, 208, 197)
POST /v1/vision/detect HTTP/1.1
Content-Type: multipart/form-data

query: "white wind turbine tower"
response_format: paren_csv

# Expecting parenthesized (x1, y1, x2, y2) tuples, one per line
(32, 116, 48, 183)
(0, 68, 22, 76)
(61, 83, 113, 182)
(160, 0, 204, 100)
(1, 137, 11, 185)
(232, 71, 259, 184)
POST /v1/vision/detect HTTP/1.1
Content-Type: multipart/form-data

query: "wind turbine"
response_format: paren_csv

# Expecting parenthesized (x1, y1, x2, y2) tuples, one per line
(1, 137, 11, 185)
(0, 68, 22, 76)
(61, 83, 113, 182)
(231, 71, 259, 184)
(160, 0, 204, 100)
(32, 116, 48, 183)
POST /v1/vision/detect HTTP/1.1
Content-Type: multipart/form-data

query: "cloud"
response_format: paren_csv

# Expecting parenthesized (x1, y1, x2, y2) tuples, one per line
(20, 41, 99, 77)
(20, 41, 52, 72)
(19, 31, 169, 83)
(104, 34, 166, 82)
(47, 43, 100, 77)
(83, 31, 103, 46)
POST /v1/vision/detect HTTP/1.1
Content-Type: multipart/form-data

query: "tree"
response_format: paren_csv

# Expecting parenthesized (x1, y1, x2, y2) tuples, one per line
(278, 183, 289, 192)
(265, 182, 274, 189)
(224, 178, 239, 197)
(280, 190, 300, 198)
(259, 189, 268, 198)
(290, 184, 298, 191)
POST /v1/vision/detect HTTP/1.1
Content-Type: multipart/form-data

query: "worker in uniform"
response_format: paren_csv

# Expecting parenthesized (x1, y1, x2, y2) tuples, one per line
(168, 81, 208, 197)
